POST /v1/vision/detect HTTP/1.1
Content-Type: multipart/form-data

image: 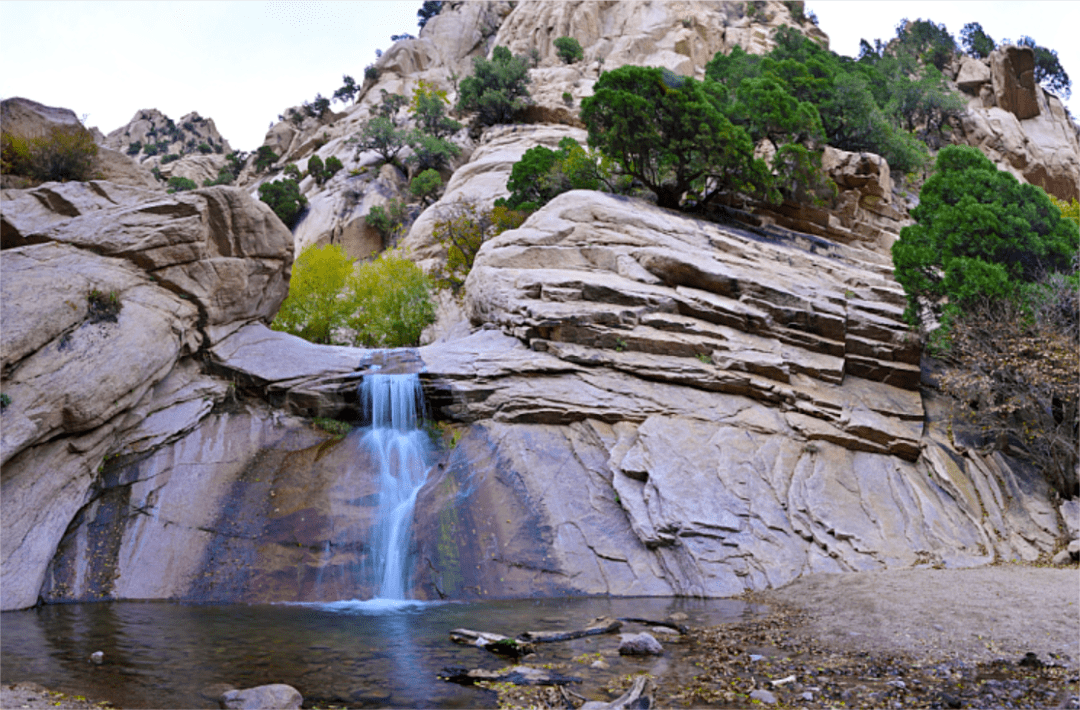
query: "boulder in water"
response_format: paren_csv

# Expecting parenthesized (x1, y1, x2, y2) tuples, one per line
(219, 684, 302, 710)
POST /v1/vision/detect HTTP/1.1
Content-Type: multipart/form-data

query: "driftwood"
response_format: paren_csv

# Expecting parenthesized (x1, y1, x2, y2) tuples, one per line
(518, 616, 623, 643)
(617, 617, 689, 634)
(449, 628, 536, 658)
(438, 665, 583, 687)
(580, 675, 653, 710)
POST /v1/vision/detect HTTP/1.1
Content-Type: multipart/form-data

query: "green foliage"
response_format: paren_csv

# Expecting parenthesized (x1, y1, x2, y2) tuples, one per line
(333, 74, 359, 105)
(346, 250, 436, 347)
(272, 244, 354, 344)
(960, 22, 995, 59)
(501, 137, 610, 212)
(365, 64, 379, 82)
(417, 0, 443, 29)
(562, 91, 573, 106)
(432, 201, 528, 291)
(254, 145, 278, 173)
(554, 36, 584, 64)
(456, 45, 532, 126)
(197, 142, 213, 154)
(893, 18, 957, 71)
(1016, 36, 1071, 100)
(891, 145, 1080, 329)
(406, 131, 461, 172)
(126, 140, 142, 156)
(378, 90, 409, 125)
(355, 115, 409, 165)
(166, 176, 197, 193)
(1050, 196, 1080, 229)
(87, 289, 121, 323)
(365, 199, 409, 245)
(161, 153, 181, 164)
(283, 163, 302, 181)
(3, 126, 100, 183)
(581, 65, 770, 210)
(313, 417, 352, 438)
(258, 178, 307, 229)
(410, 168, 442, 205)
(409, 80, 461, 137)
(306, 154, 343, 187)
(0, 393, 10, 411)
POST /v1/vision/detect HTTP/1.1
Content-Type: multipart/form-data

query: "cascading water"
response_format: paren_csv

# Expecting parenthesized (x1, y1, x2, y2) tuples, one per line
(358, 373, 431, 600)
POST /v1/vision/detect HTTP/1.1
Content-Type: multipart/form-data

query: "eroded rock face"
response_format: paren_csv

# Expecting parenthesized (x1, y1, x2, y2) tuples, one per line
(954, 47, 1080, 200)
(0, 181, 293, 610)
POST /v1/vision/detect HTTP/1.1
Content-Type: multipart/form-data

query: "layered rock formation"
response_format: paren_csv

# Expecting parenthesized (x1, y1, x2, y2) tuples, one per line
(0, 181, 292, 610)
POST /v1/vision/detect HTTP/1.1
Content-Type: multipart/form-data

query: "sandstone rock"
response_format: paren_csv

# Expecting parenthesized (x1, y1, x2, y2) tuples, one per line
(220, 684, 302, 710)
(157, 153, 228, 186)
(991, 46, 1040, 120)
(104, 108, 232, 163)
(618, 632, 663, 655)
(955, 56, 991, 92)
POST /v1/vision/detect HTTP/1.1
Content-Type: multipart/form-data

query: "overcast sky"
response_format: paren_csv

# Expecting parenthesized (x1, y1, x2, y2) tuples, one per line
(1, 1, 1076, 152)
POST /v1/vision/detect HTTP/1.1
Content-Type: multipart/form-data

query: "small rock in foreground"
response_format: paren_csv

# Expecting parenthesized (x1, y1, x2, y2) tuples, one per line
(750, 688, 777, 704)
(219, 684, 302, 710)
(618, 632, 663, 656)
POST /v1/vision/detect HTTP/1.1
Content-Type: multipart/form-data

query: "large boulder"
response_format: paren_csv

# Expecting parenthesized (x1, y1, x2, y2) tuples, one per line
(991, 46, 1040, 120)
(0, 97, 158, 189)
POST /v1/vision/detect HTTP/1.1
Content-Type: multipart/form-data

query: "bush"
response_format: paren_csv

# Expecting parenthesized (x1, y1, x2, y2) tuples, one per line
(365, 199, 409, 246)
(126, 141, 142, 156)
(347, 251, 436, 347)
(581, 65, 770, 210)
(410, 80, 461, 138)
(87, 289, 122, 323)
(562, 91, 573, 106)
(258, 178, 307, 229)
(254, 145, 278, 173)
(406, 131, 460, 172)
(377, 90, 409, 125)
(365, 64, 379, 82)
(197, 143, 213, 154)
(456, 45, 532, 126)
(410, 168, 442, 205)
(272, 244, 355, 344)
(166, 176, 198, 193)
(937, 277, 1078, 498)
(161, 153, 181, 164)
(554, 36, 584, 64)
(432, 201, 528, 291)
(333, 75, 359, 105)
(891, 145, 1079, 330)
(283, 163, 302, 181)
(5, 126, 100, 183)
(501, 136, 611, 212)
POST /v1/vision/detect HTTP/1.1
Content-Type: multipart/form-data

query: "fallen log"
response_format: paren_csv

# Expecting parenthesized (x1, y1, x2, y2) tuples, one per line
(580, 675, 653, 710)
(518, 616, 622, 643)
(449, 628, 535, 658)
(438, 665, 583, 687)
(616, 617, 689, 634)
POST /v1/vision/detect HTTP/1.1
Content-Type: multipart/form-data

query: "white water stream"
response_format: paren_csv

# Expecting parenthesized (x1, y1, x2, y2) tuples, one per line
(358, 373, 431, 600)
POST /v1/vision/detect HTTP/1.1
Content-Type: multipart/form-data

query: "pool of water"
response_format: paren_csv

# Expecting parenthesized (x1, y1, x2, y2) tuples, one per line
(1, 596, 766, 708)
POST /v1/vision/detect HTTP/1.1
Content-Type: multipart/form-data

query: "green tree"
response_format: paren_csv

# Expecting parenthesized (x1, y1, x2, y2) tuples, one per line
(409, 168, 442, 205)
(417, 0, 443, 29)
(347, 250, 436, 347)
(258, 178, 308, 229)
(891, 145, 1079, 329)
(307, 155, 325, 184)
(254, 145, 278, 173)
(378, 90, 409, 125)
(333, 75, 359, 105)
(960, 22, 995, 59)
(365, 199, 410, 246)
(354, 115, 410, 165)
(409, 80, 461, 137)
(271, 243, 355, 344)
(501, 136, 611, 212)
(456, 46, 532, 126)
(554, 36, 584, 64)
(406, 131, 461, 173)
(580, 65, 770, 210)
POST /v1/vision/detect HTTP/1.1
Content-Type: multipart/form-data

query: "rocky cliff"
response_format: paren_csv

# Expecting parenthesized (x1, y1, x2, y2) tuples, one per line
(2, 1, 1077, 611)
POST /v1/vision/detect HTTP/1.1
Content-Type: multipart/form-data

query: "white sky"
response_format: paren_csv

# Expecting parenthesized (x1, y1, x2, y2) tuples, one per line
(1, 1, 1076, 153)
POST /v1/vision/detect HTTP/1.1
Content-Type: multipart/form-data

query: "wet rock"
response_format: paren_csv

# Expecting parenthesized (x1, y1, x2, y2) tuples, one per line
(219, 684, 302, 710)
(618, 632, 663, 656)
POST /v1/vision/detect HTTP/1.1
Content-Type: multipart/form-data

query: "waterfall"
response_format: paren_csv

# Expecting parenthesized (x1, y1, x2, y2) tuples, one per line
(359, 373, 431, 600)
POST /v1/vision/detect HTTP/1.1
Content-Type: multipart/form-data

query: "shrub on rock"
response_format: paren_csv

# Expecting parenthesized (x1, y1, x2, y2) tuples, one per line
(258, 178, 307, 229)
(554, 36, 584, 64)
(456, 46, 532, 126)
